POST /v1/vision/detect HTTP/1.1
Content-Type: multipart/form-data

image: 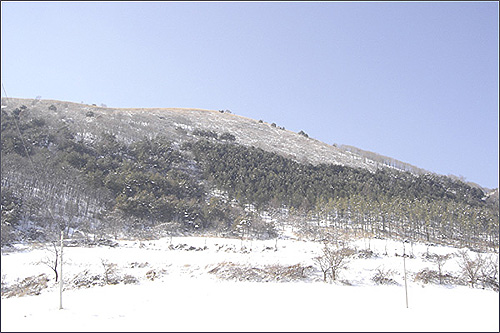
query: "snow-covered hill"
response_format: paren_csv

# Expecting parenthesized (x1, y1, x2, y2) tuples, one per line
(1, 97, 428, 176)
(2, 234, 498, 332)
(1, 97, 498, 332)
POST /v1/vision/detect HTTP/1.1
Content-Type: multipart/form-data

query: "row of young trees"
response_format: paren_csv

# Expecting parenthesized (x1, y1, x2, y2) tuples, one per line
(289, 194, 498, 250)
(189, 140, 498, 250)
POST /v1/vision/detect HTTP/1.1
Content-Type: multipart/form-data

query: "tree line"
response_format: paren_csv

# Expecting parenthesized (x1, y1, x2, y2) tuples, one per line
(188, 139, 498, 250)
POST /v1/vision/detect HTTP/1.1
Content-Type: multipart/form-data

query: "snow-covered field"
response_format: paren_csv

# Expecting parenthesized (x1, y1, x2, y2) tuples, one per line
(2, 235, 499, 332)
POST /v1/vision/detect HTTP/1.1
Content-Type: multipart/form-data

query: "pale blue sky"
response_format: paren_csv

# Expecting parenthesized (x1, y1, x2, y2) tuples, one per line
(2, 1, 498, 189)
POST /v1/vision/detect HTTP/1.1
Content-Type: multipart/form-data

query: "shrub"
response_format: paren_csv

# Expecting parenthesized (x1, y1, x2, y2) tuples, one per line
(219, 132, 236, 141)
(415, 268, 440, 284)
(123, 274, 139, 285)
(145, 269, 167, 281)
(414, 268, 457, 285)
(1, 274, 49, 298)
(193, 129, 218, 139)
(208, 262, 312, 282)
(357, 249, 377, 259)
(72, 270, 104, 289)
(101, 259, 120, 285)
(372, 266, 398, 285)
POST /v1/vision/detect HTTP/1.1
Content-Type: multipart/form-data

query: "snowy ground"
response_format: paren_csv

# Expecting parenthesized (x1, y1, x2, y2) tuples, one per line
(2, 235, 499, 332)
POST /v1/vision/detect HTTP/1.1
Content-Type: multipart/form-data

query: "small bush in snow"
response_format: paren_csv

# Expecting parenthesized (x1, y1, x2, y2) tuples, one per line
(145, 269, 167, 281)
(357, 249, 378, 259)
(130, 262, 149, 268)
(208, 262, 312, 282)
(2, 274, 49, 298)
(415, 268, 439, 284)
(414, 268, 458, 285)
(123, 274, 139, 285)
(372, 266, 398, 285)
(101, 259, 121, 285)
(146, 270, 157, 281)
(169, 243, 206, 251)
(72, 270, 104, 289)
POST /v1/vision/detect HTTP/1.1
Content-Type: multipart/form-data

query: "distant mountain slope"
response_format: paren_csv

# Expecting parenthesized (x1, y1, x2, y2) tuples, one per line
(1, 97, 426, 176)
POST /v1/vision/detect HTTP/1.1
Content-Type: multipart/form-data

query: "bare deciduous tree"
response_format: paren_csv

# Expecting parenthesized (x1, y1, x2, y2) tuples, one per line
(314, 242, 355, 282)
(39, 241, 59, 282)
(101, 259, 119, 285)
(479, 254, 499, 291)
(313, 253, 330, 282)
(428, 253, 451, 284)
(458, 250, 484, 288)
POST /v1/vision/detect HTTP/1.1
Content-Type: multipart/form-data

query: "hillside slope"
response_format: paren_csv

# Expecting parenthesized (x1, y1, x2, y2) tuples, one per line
(1, 97, 498, 250)
(1, 97, 425, 175)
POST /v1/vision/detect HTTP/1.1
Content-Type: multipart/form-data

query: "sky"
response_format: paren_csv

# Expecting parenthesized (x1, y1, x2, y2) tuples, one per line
(1, 1, 498, 189)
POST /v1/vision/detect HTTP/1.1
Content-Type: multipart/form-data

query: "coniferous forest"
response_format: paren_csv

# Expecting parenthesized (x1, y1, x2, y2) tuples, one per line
(1, 103, 498, 251)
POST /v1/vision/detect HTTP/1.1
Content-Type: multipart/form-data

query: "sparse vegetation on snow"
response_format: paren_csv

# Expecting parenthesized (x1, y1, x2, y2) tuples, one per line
(1, 234, 499, 331)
